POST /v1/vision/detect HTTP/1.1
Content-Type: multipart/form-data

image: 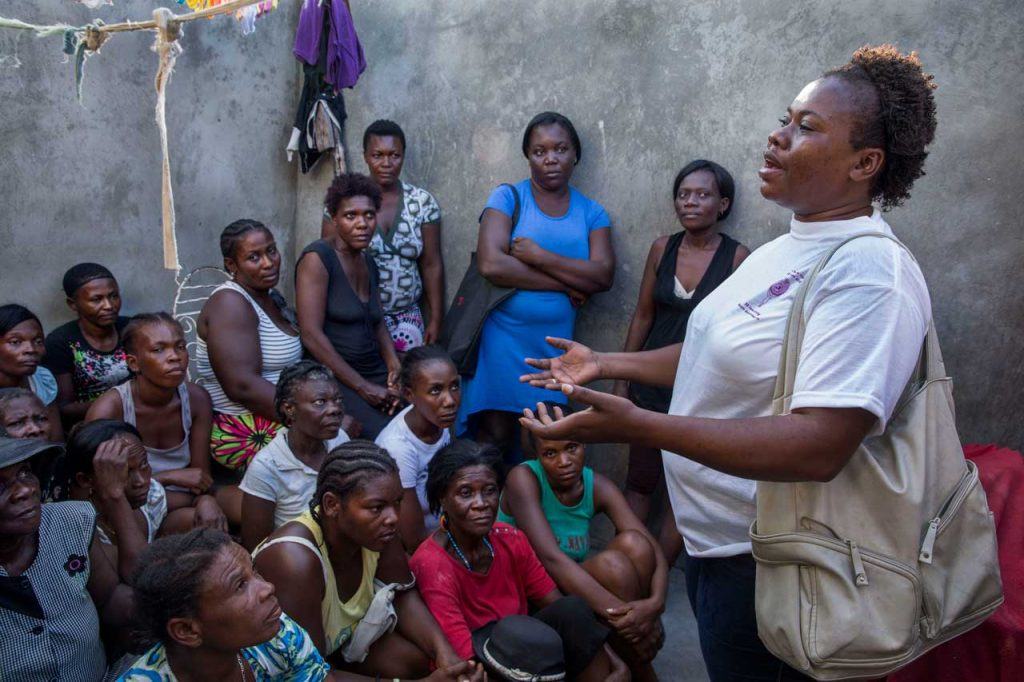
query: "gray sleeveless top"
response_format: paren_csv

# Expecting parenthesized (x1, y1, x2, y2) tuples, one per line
(115, 381, 192, 474)
(0, 502, 107, 681)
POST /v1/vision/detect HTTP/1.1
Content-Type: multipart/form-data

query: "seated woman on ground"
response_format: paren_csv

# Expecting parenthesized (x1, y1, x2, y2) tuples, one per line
(44, 263, 131, 429)
(0, 304, 63, 441)
(374, 345, 459, 551)
(85, 313, 225, 528)
(239, 360, 350, 550)
(196, 220, 304, 523)
(0, 436, 134, 681)
(253, 441, 471, 678)
(499, 403, 668, 679)
(412, 439, 627, 682)
(120, 528, 485, 681)
(297, 173, 402, 439)
(0, 387, 51, 440)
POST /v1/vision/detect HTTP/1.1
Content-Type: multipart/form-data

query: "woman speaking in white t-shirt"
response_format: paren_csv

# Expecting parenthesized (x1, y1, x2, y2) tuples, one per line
(520, 45, 937, 681)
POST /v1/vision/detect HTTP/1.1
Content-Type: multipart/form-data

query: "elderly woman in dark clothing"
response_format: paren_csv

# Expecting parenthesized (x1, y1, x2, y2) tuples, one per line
(297, 173, 402, 439)
(0, 436, 134, 681)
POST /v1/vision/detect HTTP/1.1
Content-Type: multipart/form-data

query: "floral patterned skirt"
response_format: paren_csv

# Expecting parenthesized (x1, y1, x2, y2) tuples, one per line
(384, 304, 425, 352)
(210, 412, 281, 471)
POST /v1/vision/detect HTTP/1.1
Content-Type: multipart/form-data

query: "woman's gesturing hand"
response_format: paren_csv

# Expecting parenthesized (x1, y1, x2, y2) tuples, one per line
(519, 383, 638, 444)
(520, 336, 603, 387)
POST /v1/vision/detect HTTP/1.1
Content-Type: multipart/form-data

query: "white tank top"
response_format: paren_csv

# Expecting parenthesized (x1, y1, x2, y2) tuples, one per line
(195, 281, 302, 415)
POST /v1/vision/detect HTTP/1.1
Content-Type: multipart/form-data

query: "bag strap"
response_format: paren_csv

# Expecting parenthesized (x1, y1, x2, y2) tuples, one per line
(773, 232, 940, 416)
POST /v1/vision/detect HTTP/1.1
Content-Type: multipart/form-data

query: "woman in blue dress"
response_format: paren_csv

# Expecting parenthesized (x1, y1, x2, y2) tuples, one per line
(457, 112, 614, 458)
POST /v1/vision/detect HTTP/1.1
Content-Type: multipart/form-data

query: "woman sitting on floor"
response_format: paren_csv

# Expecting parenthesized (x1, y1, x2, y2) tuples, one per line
(0, 436, 134, 681)
(374, 345, 459, 551)
(239, 360, 349, 550)
(196, 219, 304, 523)
(86, 313, 225, 528)
(297, 173, 402, 439)
(253, 441, 470, 678)
(411, 439, 627, 681)
(499, 402, 668, 679)
(44, 262, 131, 428)
(0, 304, 63, 441)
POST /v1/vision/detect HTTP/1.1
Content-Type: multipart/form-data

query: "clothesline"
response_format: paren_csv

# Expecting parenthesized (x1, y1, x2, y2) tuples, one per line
(0, 0, 288, 272)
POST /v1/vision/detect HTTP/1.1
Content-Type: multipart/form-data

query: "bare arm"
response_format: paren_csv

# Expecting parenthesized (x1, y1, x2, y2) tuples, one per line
(522, 336, 682, 389)
(53, 372, 92, 423)
(199, 290, 278, 421)
(613, 239, 665, 396)
(504, 466, 626, 614)
(90, 439, 150, 582)
(522, 384, 877, 483)
(84, 388, 121, 422)
(240, 492, 276, 551)
(419, 221, 445, 343)
(476, 209, 571, 291)
(254, 540, 329, 653)
(397, 488, 428, 552)
(513, 226, 615, 294)
(187, 383, 212, 476)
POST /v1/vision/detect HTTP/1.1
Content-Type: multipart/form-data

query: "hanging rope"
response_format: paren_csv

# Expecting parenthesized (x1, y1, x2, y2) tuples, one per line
(0, 0, 282, 272)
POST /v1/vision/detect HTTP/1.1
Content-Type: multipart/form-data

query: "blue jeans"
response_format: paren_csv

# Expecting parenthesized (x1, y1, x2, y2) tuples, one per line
(683, 552, 811, 682)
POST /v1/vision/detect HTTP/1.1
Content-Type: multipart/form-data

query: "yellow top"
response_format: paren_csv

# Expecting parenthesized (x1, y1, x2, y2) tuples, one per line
(254, 509, 379, 654)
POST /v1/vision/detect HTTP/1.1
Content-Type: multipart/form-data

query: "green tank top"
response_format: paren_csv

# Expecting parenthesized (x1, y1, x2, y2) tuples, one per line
(497, 459, 595, 562)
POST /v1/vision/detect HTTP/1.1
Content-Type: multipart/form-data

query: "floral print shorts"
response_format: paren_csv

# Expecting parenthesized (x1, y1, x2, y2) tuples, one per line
(210, 412, 281, 471)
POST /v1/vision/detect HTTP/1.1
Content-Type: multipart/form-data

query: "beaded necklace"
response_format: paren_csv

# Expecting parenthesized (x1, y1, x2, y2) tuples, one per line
(444, 527, 494, 572)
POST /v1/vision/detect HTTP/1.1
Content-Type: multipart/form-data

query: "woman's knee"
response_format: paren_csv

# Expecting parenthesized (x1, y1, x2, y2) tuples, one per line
(586, 548, 642, 601)
(610, 529, 657, 581)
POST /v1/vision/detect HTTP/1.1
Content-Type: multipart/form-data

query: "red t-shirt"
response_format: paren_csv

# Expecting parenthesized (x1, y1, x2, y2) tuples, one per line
(410, 523, 557, 659)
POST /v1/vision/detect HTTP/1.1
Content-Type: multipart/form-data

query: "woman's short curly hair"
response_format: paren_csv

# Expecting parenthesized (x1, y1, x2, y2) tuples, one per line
(323, 172, 383, 217)
(824, 44, 937, 210)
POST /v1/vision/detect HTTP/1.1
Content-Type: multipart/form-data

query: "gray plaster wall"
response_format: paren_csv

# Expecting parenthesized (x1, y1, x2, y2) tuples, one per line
(0, 0, 301, 327)
(296, 0, 1024, 461)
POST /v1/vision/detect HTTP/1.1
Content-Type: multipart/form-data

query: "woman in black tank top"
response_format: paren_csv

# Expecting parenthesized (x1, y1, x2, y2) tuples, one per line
(613, 160, 749, 558)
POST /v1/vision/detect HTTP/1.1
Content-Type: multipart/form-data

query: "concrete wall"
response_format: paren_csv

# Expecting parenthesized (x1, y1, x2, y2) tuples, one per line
(295, 0, 1024, 461)
(0, 0, 301, 327)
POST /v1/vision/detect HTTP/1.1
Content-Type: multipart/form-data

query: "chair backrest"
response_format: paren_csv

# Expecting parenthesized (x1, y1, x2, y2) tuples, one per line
(172, 266, 231, 381)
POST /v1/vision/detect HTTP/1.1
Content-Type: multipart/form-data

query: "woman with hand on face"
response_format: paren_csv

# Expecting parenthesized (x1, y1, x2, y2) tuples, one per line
(121, 529, 483, 682)
(0, 304, 63, 441)
(44, 263, 131, 428)
(196, 220, 304, 523)
(457, 112, 615, 460)
(360, 120, 445, 352)
(375, 345, 459, 551)
(614, 161, 748, 554)
(521, 46, 938, 680)
(298, 173, 402, 440)
(412, 439, 628, 682)
(0, 436, 134, 681)
(86, 314, 225, 530)
(499, 403, 668, 680)
(239, 361, 350, 550)
(253, 442, 476, 679)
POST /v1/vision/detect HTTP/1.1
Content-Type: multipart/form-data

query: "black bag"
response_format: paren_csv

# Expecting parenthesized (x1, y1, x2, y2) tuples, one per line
(440, 184, 521, 377)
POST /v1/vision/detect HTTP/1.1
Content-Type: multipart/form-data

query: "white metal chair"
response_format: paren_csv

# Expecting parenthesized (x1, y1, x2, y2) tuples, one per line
(172, 265, 231, 381)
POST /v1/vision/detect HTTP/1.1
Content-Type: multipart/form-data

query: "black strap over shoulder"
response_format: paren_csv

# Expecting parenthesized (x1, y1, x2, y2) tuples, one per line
(500, 182, 522, 228)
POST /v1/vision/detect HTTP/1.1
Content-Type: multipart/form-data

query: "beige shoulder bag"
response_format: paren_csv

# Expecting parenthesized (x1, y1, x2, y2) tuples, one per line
(750, 233, 1003, 680)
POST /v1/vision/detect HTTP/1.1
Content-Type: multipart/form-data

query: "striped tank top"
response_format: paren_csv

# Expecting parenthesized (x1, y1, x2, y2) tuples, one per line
(195, 281, 302, 415)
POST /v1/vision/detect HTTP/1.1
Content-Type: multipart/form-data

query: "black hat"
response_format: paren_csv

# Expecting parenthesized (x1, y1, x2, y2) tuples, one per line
(471, 615, 566, 681)
(0, 437, 64, 470)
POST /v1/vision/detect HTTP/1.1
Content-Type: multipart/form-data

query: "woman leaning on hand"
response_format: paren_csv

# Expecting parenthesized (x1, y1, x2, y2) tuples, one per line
(521, 45, 937, 681)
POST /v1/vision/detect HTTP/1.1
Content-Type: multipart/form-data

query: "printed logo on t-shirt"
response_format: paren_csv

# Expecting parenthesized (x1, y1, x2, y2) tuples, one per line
(738, 270, 805, 319)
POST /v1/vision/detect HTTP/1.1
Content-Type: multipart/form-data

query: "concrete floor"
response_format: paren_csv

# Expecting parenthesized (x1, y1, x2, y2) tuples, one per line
(651, 567, 709, 681)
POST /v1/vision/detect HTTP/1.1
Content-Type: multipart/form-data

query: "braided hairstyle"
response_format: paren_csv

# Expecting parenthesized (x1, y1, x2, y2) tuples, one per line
(823, 44, 937, 210)
(61, 263, 116, 297)
(121, 312, 181, 355)
(398, 344, 456, 390)
(273, 360, 341, 426)
(219, 219, 273, 259)
(131, 528, 232, 646)
(425, 439, 505, 516)
(309, 440, 399, 524)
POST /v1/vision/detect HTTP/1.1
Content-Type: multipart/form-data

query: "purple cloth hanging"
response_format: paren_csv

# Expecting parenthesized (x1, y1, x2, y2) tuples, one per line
(294, 0, 366, 89)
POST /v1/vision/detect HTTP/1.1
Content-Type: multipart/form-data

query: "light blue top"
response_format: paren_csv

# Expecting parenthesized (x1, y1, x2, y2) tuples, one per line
(457, 180, 610, 435)
(118, 613, 329, 681)
(28, 366, 58, 406)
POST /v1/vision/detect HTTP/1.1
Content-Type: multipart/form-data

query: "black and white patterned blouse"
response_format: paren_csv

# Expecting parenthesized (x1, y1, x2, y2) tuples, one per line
(367, 182, 442, 314)
(0, 502, 107, 681)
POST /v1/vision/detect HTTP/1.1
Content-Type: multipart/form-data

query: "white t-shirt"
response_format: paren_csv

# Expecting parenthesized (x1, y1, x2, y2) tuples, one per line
(239, 428, 350, 529)
(375, 405, 452, 533)
(96, 479, 167, 545)
(663, 210, 931, 558)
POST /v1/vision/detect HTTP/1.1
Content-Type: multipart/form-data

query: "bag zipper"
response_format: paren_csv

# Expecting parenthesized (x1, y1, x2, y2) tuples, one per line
(919, 463, 978, 565)
(846, 539, 869, 586)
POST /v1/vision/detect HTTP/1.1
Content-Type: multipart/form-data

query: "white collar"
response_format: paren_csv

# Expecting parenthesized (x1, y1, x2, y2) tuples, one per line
(788, 208, 889, 241)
